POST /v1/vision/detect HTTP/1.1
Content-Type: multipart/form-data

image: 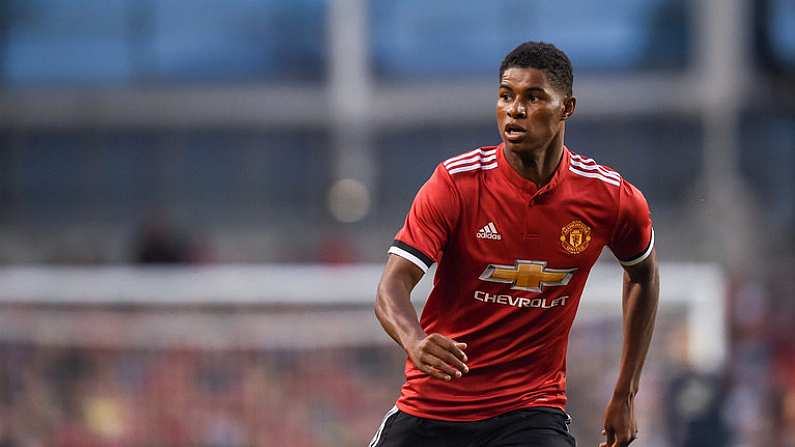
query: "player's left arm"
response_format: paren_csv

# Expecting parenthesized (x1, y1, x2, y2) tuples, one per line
(601, 248, 659, 447)
(602, 179, 659, 447)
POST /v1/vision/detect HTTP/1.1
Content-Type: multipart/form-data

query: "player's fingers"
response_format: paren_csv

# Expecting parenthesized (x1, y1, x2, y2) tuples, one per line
(428, 334, 468, 362)
(447, 341, 467, 362)
(454, 342, 468, 361)
(416, 361, 452, 380)
(420, 364, 451, 381)
(425, 343, 469, 374)
(440, 352, 469, 375)
(422, 354, 461, 379)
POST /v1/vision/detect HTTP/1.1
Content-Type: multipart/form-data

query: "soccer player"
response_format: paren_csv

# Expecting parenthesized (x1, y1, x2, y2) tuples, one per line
(371, 41, 659, 447)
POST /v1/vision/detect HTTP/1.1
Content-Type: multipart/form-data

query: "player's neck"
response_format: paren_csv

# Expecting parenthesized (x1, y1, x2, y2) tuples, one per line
(505, 136, 565, 187)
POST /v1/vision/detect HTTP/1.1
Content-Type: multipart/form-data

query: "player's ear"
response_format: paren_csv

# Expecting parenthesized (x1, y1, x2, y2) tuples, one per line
(561, 96, 576, 121)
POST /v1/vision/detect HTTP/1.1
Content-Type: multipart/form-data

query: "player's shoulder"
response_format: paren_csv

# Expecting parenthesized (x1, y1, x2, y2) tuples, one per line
(420, 145, 498, 203)
(438, 145, 500, 179)
(567, 150, 625, 190)
(567, 149, 647, 205)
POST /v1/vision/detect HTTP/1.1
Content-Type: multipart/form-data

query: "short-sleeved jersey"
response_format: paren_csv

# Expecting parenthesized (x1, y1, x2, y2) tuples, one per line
(387, 143, 654, 421)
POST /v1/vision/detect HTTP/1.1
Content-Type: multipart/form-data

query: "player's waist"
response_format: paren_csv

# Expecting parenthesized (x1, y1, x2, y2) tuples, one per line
(398, 375, 567, 421)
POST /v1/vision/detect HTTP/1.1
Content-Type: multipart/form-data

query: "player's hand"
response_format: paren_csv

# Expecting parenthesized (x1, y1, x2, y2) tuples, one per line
(406, 333, 469, 381)
(599, 395, 637, 447)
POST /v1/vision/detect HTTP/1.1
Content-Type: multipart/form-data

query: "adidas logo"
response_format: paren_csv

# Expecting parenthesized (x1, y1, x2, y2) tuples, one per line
(476, 222, 502, 240)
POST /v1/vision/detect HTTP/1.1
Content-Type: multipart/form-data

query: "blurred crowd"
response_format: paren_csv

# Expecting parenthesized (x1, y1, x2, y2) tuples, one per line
(726, 268, 795, 447)
(0, 345, 403, 447)
(0, 302, 791, 447)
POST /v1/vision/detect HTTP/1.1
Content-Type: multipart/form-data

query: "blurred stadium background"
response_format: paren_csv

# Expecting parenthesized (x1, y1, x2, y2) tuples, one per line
(0, 0, 792, 446)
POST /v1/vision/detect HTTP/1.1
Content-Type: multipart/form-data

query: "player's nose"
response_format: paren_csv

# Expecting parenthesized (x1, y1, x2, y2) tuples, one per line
(508, 100, 527, 119)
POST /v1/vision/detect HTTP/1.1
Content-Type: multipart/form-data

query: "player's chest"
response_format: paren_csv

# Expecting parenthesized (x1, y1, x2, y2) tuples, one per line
(454, 192, 612, 269)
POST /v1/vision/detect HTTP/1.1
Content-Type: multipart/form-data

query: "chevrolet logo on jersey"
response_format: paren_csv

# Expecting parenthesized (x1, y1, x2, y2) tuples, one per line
(479, 260, 576, 292)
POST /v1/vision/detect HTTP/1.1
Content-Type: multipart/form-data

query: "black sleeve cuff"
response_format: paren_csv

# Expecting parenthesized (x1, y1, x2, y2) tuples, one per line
(618, 228, 655, 267)
(387, 240, 434, 273)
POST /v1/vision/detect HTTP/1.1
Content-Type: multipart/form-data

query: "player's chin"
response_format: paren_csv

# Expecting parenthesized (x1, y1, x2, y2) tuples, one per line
(502, 138, 536, 154)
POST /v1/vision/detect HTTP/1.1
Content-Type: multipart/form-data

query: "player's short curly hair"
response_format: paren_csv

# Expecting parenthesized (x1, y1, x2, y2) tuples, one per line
(499, 41, 573, 97)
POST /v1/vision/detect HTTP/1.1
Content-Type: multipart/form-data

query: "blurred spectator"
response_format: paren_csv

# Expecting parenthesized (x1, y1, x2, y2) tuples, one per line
(773, 338, 795, 446)
(317, 235, 359, 265)
(132, 216, 211, 264)
(664, 370, 731, 447)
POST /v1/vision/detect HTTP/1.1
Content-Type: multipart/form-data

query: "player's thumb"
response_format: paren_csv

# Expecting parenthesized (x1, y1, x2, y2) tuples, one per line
(454, 342, 467, 350)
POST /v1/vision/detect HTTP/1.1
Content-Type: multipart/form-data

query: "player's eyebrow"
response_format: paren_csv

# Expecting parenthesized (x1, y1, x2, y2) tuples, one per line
(500, 83, 547, 94)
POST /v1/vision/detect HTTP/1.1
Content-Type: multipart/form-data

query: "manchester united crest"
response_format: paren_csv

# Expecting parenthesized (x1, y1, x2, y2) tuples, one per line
(560, 220, 591, 254)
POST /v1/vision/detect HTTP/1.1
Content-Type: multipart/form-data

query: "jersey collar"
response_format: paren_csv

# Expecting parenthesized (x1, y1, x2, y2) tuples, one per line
(496, 142, 570, 198)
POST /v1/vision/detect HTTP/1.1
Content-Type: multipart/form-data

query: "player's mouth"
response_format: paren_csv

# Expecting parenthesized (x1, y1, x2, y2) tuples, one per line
(503, 123, 527, 143)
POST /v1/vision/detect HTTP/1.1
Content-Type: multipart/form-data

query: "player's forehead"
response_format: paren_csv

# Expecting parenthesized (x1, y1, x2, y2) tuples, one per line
(499, 67, 552, 91)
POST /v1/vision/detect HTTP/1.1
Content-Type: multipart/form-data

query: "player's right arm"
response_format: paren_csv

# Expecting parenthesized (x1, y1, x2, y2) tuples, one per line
(375, 255, 469, 381)
(374, 163, 469, 381)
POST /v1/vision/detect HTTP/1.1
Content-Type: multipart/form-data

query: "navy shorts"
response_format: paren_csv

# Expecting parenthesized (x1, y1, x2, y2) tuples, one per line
(369, 406, 576, 447)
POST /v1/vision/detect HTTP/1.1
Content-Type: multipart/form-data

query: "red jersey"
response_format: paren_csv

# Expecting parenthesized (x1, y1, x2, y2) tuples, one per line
(387, 143, 654, 421)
